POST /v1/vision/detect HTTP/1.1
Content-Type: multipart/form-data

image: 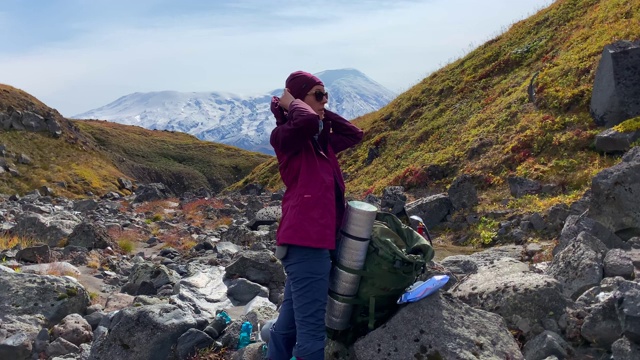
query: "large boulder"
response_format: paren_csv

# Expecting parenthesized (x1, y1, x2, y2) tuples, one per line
(451, 257, 567, 339)
(590, 40, 640, 128)
(589, 147, 640, 240)
(405, 194, 452, 228)
(12, 212, 80, 247)
(447, 175, 478, 210)
(547, 232, 607, 299)
(88, 304, 198, 360)
(0, 271, 89, 360)
(171, 265, 233, 319)
(352, 293, 524, 360)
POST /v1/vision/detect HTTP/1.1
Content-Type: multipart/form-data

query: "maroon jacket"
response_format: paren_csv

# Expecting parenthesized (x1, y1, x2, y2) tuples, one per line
(271, 99, 364, 249)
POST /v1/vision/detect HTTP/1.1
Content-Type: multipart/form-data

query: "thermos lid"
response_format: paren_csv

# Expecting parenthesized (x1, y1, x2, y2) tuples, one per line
(347, 201, 378, 212)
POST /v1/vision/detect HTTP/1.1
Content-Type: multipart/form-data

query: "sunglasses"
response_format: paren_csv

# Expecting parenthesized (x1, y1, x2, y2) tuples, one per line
(307, 90, 329, 102)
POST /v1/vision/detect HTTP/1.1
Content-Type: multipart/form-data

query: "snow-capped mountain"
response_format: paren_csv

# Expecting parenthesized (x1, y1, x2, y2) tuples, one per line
(74, 69, 396, 154)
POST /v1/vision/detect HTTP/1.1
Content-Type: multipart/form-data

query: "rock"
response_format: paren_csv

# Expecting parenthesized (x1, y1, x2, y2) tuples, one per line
(604, 249, 635, 279)
(88, 304, 198, 359)
(554, 215, 627, 256)
(508, 176, 542, 198)
(46, 336, 80, 358)
(227, 278, 269, 305)
(67, 222, 115, 250)
(448, 174, 478, 210)
(352, 293, 524, 360)
(611, 336, 640, 360)
(133, 183, 172, 203)
(405, 194, 453, 229)
(15, 244, 51, 263)
(522, 331, 572, 360)
(452, 257, 567, 339)
(589, 147, 640, 240)
(590, 40, 640, 128)
(176, 329, 214, 360)
(547, 232, 607, 299)
(595, 128, 640, 153)
(225, 251, 286, 286)
(380, 186, 407, 215)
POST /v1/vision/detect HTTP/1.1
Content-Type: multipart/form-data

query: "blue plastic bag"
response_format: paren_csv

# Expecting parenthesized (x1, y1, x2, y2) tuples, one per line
(397, 274, 450, 304)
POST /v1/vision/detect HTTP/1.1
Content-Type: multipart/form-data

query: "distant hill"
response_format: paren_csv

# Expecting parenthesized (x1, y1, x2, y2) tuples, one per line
(73, 69, 396, 155)
(0, 84, 271, 197)
(236, 0, 640, 207)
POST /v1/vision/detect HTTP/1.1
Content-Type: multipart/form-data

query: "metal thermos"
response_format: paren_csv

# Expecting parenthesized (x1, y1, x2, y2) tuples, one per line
(326, 201, 377, 331)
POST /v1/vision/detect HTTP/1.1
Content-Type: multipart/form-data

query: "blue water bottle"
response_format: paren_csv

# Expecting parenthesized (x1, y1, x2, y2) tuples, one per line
(237, 321, 253, 349)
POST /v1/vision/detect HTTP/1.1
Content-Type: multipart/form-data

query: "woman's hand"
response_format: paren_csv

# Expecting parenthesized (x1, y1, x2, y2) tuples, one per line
(279, 88, 295, 110)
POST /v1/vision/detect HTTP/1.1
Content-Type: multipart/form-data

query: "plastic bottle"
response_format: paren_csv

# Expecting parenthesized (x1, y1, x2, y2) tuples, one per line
(237, 321, 252, 349)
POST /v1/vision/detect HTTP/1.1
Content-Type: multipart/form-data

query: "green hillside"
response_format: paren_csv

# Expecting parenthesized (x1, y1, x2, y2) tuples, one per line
(0, 84, 271, 197)
(238, 0, 639, 212)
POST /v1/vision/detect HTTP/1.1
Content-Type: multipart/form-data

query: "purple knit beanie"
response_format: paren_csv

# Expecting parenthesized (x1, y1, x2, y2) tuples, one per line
(285, 71, 324, 100)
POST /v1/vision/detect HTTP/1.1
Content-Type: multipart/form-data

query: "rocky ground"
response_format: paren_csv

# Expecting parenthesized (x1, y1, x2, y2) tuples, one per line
(1, 147, 640, 360)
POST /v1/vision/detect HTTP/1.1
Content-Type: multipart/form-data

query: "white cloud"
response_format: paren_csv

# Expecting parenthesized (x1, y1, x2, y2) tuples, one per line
(0, 0, 553, 116)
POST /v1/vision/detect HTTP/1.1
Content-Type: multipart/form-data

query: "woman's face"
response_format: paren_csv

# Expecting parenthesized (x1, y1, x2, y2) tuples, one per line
(303, 84, 329, 119)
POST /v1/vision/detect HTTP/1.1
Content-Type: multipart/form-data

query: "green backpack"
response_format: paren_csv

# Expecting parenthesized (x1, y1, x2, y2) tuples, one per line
(328, 211, 435, 344)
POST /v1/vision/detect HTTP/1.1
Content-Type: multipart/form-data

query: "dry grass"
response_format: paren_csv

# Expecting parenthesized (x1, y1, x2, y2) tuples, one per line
(43, 262, 79, 278)
(181, 198, 226, 227)
(0, 234, 36, 250)
(188, 346, 230, 360)
(159, 229, 198, 252)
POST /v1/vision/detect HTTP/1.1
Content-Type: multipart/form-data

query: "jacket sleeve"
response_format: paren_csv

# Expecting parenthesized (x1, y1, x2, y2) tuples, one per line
(325, 110, 364, 153)
(270, 100, 322, 155)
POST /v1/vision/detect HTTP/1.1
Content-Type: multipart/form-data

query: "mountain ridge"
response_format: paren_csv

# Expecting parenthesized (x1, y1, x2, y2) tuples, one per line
(74, 68, 396, 155)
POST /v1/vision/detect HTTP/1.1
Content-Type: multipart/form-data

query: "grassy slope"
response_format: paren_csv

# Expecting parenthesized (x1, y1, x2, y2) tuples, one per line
(75, 120, 272, 194)
(0, 84, 272, 197)
(238, 0, 639, 212)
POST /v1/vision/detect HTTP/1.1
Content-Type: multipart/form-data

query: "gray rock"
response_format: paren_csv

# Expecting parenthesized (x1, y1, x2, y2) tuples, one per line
(522, 331, 572, 360)
(176, 329, 214, 360)
(508, 176, 542, 198)
(88, 304, 198, 360)
(0, 332, 33, 360)
(452, 257, 567, 338)
(615, 280, 640, 343)
(123, 262, 180, 295)
(595, 128, 640, 153)
(380, 186, 407, 215)
(590, 147, 640, 240)
(227, 278, 269, 305)
(405, 193, 453, 228)
(225, 251, 286, 286)
(52, 313, 93, 346)
(611, 336, 640, 360)
(581, 292, 621, 348)
(172, 266, 233, 319)
(13, 212, 79, 247)
(590, 40, 640, 128)
(448, 174, 478, 210)
(15, 244, 51, 263)
(352, 293, 524, 360)
(554, 215, 626, 256)
(46, 336, 80, 358)
(604, 249, 635, 279)
(547, 232, 606, 299)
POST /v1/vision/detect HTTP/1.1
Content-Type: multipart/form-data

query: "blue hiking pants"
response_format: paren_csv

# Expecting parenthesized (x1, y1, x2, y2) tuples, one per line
(267, 245, 331, 360)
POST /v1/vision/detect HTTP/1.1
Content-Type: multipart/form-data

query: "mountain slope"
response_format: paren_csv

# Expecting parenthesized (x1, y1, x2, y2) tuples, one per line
(237, 0, 639, 205)
(0, 84, 271, 197)
(74, 69, 395, 154)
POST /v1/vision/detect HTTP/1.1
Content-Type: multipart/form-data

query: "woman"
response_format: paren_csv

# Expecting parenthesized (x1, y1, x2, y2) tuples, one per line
(267, 71, 363, 360)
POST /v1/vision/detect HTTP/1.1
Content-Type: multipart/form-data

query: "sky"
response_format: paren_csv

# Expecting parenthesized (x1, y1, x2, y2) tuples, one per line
(0, 0, 555, 117)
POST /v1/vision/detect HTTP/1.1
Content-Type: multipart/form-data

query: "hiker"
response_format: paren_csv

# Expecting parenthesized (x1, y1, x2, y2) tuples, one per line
(267, 70, 363, 360)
